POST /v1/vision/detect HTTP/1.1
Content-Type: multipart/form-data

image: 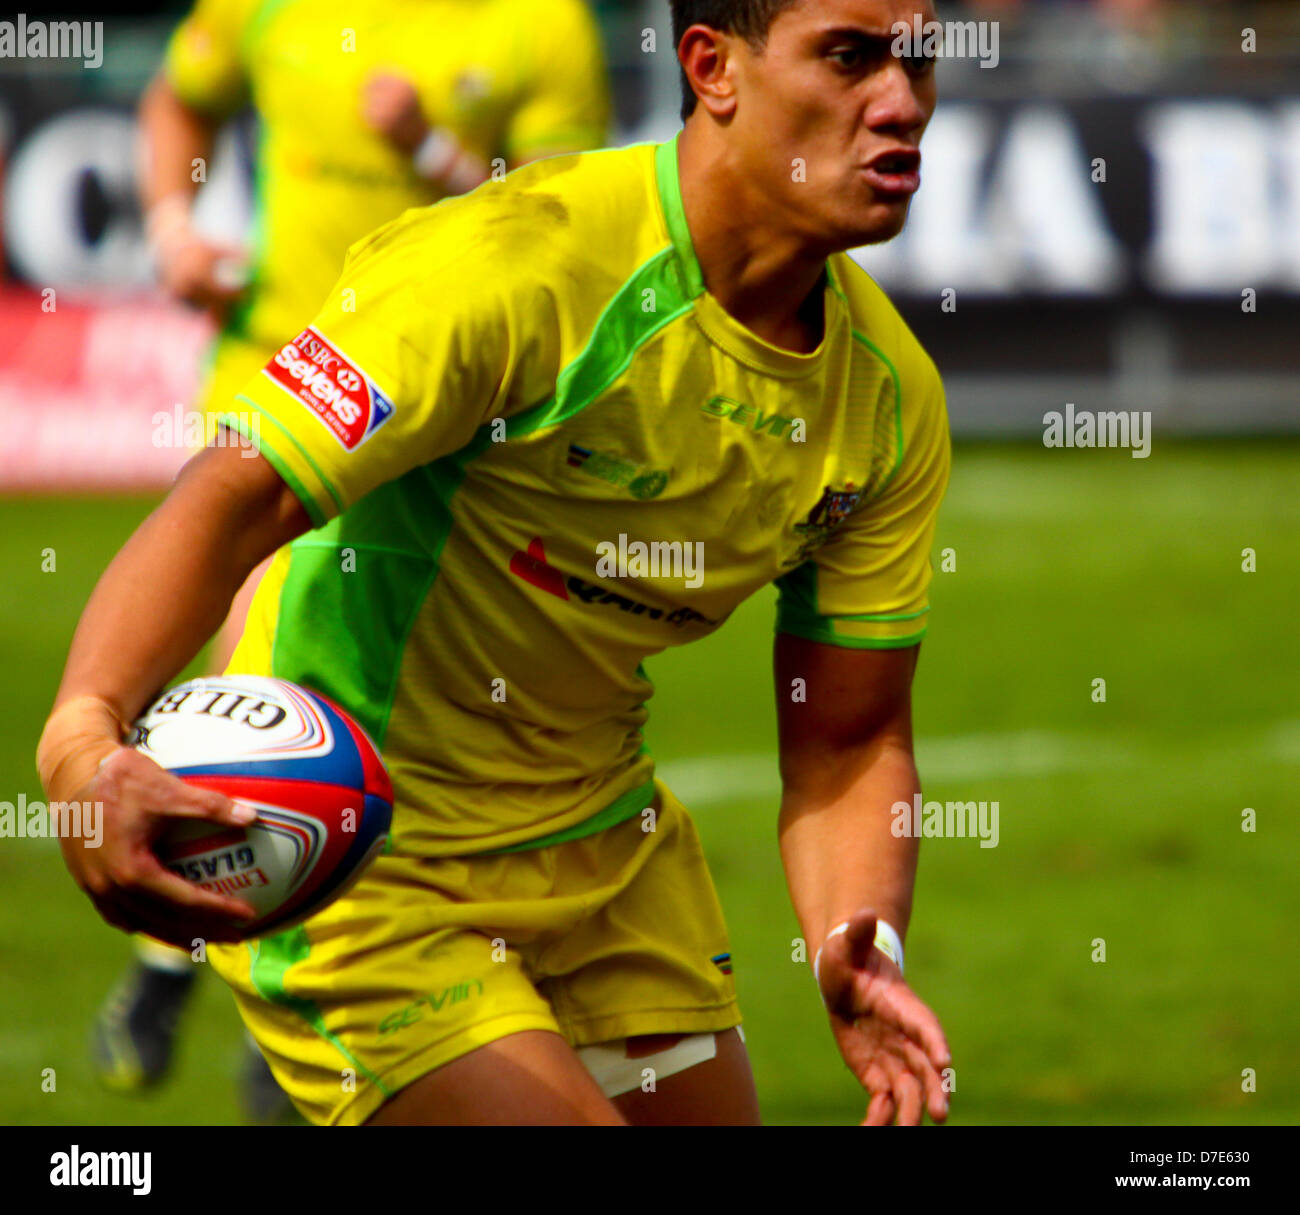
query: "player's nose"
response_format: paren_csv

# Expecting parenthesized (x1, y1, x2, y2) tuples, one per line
(864, 61, 930, 140)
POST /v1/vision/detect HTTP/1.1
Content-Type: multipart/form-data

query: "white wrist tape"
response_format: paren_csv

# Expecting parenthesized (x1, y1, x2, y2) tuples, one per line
(812, 921, 849, 987)
(872, 920, 904, 972)
(813, 918, 905, 986)
(412, 128, 458, 181)
(145, 192, 198, 258)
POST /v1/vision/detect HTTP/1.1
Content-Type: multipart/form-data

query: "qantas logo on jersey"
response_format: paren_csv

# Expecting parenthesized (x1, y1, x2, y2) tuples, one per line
(264, 327, 395, 451)
(509, 536, 569, 600)
(509, 537, 715, 628)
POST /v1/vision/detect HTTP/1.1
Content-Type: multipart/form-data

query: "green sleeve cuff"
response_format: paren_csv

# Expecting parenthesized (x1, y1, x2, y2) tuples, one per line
(774, 605, 927, 650)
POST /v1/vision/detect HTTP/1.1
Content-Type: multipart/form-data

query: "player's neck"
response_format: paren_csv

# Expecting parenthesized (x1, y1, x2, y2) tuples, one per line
(676, 123, 830, 356)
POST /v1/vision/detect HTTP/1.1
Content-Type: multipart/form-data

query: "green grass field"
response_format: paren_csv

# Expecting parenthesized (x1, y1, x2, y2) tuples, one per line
(2, 440, 1297, 1126)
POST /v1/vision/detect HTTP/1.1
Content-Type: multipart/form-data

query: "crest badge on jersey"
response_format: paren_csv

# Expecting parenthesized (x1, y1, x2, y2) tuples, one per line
(263, 327, 395, 451)
(805, 483, 861, 530)
(787, 482, 862, 565)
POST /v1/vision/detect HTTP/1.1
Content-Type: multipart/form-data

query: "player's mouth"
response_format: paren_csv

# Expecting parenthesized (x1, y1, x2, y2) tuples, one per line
(861, 148, 922, 198)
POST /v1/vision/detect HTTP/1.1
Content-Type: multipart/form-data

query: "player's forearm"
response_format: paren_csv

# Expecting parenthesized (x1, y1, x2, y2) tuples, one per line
(138, 73, 216, 212)
(56, 509, 241, 725)
(778, 739, 921, 958)
(52, 448, 305, 724)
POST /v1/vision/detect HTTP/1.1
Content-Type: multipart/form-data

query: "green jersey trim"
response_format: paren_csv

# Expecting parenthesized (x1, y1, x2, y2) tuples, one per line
(270, 476, 440, 752)
(774, 561, 928, 649)
(506, 246, 692, 438)
(233, 391, 346, 519)
(477, 776, 656, 855)
(655, 135, 706, 301)
(850, 327, 905, 499)
(834, 606, 930, 623)
(248, 927, 392, 1097)
(777, 622, 927, 649)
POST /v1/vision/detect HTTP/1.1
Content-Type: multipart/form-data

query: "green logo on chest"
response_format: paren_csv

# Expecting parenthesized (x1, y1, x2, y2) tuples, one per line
(700, 396, 798, 439)
(567, 444, 670, 499)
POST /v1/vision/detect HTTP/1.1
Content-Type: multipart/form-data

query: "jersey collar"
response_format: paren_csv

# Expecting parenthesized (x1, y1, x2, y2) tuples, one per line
(654, 132, 840, 379)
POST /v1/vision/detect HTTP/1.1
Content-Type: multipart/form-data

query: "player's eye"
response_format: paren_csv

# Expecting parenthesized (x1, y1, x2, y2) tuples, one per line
(828, 45, 866, 72)
(902, 50, 936, 78)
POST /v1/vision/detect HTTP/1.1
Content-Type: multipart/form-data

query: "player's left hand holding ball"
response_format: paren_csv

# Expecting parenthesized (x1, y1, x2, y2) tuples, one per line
(37, 699, 258, 948)
(816, 909, 952, 1126)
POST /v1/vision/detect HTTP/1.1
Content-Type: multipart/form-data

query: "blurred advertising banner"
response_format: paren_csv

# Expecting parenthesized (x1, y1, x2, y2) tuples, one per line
(0, 287, 208, 490)
(0, 20, 245, 491)
(855, 97, 1300, 299)
(851, 94, 1300, 434)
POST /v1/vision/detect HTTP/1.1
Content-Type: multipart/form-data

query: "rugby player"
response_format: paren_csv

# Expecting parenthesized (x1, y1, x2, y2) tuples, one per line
(41, 0, 953, 1125)
(94, 0, 610, 1112)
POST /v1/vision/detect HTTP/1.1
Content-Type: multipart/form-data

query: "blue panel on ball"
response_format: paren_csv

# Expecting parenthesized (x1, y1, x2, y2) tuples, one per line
(256, 792, 393, 934)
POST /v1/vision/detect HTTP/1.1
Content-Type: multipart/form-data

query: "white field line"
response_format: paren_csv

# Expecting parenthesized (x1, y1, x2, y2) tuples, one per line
(656, 725, 1299, 809)
(10, 726, 1294, 845)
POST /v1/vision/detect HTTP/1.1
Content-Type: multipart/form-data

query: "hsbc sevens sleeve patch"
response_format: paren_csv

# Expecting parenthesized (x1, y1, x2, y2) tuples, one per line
(262, 327, 395, 451)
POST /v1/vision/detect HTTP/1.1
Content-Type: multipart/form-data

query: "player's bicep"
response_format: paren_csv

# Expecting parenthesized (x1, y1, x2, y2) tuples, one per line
(775, 635, 917, 800)
(173, 441, 313, 570)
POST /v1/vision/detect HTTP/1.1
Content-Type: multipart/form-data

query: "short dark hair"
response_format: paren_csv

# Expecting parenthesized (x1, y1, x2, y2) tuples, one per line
(670, 0, 802, 120)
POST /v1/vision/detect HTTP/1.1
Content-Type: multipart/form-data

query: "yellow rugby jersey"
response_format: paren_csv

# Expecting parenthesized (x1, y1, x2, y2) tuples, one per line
(222, 137, 951, 856)
(165, 0, 609, 350)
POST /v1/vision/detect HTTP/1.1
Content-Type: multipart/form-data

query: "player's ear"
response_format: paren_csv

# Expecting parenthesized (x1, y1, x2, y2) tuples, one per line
(677, 24, 739, 119)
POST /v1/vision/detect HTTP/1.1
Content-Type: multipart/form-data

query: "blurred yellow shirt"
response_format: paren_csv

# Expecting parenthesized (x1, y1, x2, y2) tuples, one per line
(165, 0, 610, 349)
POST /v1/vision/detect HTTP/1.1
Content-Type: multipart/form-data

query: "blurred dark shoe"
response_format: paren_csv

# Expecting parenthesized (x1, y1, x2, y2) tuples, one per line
(241, 1037, 300, 1124)
(92, 962, 197, 1091)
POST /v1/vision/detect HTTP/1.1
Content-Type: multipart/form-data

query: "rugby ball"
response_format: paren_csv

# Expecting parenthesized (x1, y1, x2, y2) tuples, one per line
(131, 676, 393, 938)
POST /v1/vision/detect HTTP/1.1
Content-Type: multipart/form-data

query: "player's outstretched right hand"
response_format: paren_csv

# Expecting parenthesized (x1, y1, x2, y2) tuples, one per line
(817, 910, 953, 1126)
(62, 747, 259, 949)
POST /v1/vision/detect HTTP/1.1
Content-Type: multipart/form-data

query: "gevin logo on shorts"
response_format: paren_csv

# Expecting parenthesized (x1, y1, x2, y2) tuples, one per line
(263, 327, 395, 451)
(378, 980, 486, 1036)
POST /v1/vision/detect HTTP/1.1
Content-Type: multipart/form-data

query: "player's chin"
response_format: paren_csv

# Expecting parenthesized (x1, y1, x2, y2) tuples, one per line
(843, 200, 911, 248)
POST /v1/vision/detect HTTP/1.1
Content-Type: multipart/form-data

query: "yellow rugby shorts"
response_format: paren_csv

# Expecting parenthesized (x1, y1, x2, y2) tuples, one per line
(207, 781, 741, 1125)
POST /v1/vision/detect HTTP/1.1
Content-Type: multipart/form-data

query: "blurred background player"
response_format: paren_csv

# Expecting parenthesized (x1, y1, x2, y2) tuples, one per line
(92, 0, 611, 1119)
